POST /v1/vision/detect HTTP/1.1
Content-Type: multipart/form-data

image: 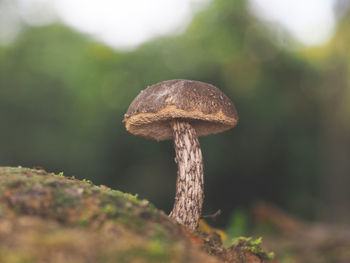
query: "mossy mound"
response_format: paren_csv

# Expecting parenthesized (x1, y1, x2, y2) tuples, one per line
(0, 167, 270, 263)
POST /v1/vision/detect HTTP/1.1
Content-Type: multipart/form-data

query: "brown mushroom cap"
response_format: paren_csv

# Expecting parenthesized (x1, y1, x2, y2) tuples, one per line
(123, 79, 238, 141)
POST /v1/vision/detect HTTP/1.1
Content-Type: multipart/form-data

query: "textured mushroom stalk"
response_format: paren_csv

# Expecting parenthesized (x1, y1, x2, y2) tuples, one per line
(169, 119, 204, 230)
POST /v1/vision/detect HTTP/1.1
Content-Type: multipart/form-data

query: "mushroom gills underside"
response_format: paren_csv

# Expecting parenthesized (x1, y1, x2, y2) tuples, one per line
(126, 118, 234, 141)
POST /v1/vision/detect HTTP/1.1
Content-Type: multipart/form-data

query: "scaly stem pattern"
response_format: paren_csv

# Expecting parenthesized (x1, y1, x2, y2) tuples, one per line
(169, 119, 204, 230)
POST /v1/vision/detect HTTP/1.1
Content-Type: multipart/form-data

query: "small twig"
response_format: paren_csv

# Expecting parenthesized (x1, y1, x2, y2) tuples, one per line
(201, 209, 222, 221)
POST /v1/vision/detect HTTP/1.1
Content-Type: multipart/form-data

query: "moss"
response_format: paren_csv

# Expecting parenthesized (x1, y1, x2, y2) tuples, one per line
(84, 188, 93, 195)
(52, 189, 80, 208)
(100, 204, 118, 216)
(0, 167, 191, 260)
(82, 178, 93, 184)
(76, 219, 89, 227)
(0, 167, 272, 263)
(231, 237, 274, 260)
(3, 179, 28, 189)
(147, 240, 168, 257)
(116, 241, 170, 263)
(0, 248, 35, 263)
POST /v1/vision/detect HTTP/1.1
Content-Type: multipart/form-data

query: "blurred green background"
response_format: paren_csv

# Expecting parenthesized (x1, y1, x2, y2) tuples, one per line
(1, 0, 350, 228)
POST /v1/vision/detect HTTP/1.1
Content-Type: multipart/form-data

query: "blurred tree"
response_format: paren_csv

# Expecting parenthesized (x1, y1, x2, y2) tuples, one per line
(0, 0, 349, 225)
(304, 11, 350, 222)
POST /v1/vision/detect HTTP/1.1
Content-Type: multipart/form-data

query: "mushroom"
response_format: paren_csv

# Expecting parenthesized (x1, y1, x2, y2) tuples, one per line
(123, 79, 238, 230)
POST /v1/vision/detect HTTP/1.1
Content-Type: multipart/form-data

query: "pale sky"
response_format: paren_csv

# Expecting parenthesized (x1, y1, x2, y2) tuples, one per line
(0, 0, 338, 49)
(52, 0, 211, 49)
(249, 0, 336, 46)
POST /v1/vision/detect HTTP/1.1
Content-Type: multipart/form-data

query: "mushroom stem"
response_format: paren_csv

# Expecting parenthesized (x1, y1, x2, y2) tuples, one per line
(169, 119, 204, 230)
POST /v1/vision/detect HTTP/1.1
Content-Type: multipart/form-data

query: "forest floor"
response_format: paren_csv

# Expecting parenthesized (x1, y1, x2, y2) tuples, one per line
(0, 167, 273, 263)
(0, 167, 349, 263)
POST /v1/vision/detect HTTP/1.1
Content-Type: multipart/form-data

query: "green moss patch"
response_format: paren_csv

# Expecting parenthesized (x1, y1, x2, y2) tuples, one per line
(0, 167, 219, 263)
(0, 167, 272, 263)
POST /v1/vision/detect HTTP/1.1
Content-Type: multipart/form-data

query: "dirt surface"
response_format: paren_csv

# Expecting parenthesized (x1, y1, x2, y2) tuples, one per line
(0, 167, 272, 263)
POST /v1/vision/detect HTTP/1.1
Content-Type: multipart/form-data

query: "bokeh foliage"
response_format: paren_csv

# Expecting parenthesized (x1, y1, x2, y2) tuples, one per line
(1, 0, 350, 225)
